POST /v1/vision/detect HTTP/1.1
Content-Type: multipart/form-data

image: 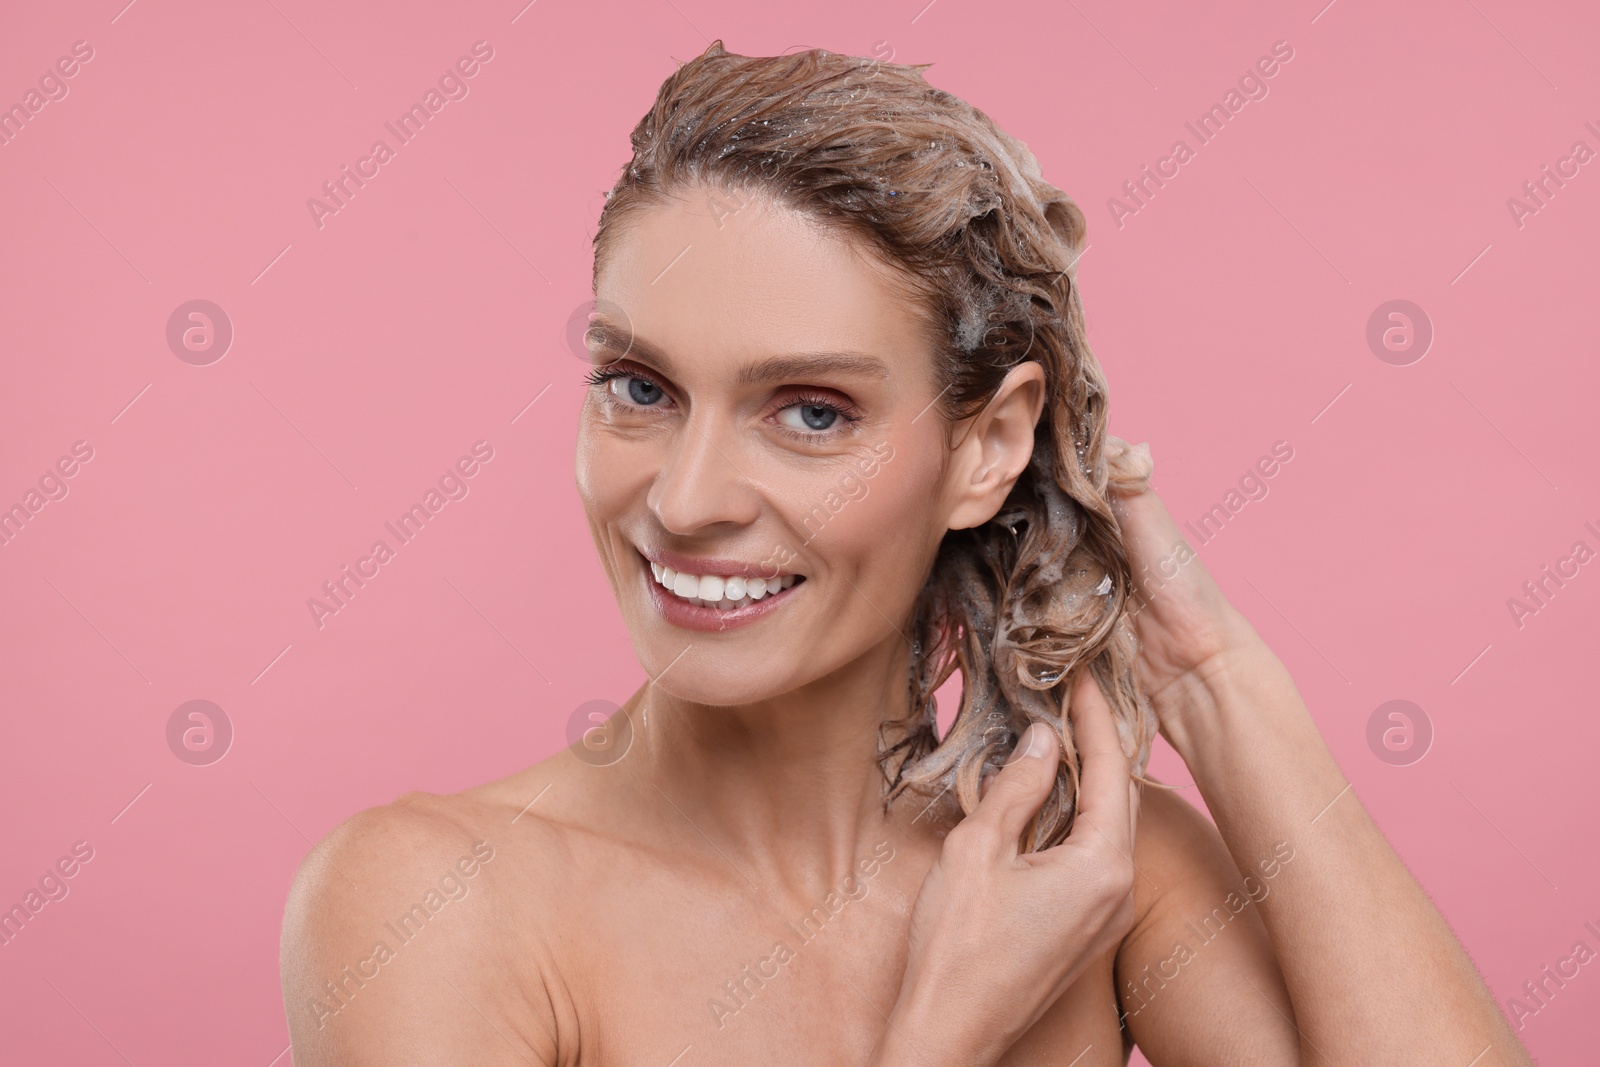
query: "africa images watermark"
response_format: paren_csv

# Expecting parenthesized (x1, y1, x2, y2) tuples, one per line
(1505, 518, 1599, 631)
(1178, 440, 1295, 549)
(307, 440, 495, 629)
(1108, 39, 1296, 229)
(1500, 915, 1600, 1032)
(0, 841, 96, 949)
(0, 39, 95, 150)
(308, 839, 495, 1028)
(1127, 439, 1296, 620)
(306, 40, 495, 230)
(1118, 840, 1296, 1021)
(757, 441, 895, 578)
(0, 440, 95, 549)
(705, 840, 897, 1030)
(1505, 117, 1600, 231)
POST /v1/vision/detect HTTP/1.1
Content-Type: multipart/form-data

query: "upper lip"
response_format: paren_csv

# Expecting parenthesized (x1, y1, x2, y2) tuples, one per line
(637, 546, 801, 580)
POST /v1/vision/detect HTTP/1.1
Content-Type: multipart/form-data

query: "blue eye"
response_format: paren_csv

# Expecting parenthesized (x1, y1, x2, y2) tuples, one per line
(780, 403, 839, 431)
(602, 375, 664, 406)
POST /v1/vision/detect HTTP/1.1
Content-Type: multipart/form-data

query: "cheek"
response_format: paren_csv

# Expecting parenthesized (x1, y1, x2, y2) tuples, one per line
(575, 417, 648, 519)
(574, 428, 603, 514)
(575, 427, 660, 588)
(806, 442, 945, 573)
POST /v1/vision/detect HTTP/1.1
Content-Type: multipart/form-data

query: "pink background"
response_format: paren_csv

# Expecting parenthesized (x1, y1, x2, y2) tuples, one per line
(2, 0, 1597, 1062)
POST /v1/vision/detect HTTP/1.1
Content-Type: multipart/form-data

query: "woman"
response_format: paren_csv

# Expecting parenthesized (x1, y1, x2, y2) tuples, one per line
(280, 41, 1531, 1065)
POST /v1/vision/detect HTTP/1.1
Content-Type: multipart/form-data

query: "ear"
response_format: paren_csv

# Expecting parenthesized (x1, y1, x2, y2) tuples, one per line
(944, 361, 1046, 531)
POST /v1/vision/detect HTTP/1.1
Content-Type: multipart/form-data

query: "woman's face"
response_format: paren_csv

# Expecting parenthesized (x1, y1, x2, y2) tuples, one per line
(577, 185, 966, 707)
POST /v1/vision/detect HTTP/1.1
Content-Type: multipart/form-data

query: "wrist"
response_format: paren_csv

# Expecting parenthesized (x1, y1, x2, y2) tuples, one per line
(1154, 627, 1345, 822)
(869, 985, 1005, 1067)
(1152, 618, 1284, 763)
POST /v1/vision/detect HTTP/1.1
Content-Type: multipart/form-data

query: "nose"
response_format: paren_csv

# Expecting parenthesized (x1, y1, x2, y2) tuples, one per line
(645, 414, 762, 535)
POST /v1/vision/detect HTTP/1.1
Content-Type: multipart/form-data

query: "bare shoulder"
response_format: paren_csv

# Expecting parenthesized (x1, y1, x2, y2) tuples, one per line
(282, 790, 504, 944)
(1114, 777, 1302, 1061)
(283, 748, 593, 929)
(1126, 777, 1298, 914)
(280, 781, 569, 1066)
(1129, 778, 1231, 896)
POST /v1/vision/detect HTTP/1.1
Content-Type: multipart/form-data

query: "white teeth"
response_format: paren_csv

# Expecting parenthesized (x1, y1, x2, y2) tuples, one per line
(646, 558, 800, 610)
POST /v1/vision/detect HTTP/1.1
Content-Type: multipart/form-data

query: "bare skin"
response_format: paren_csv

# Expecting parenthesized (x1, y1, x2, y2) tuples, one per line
(278, 698, 1274, 1065)
(280, 186, 1533, 1066)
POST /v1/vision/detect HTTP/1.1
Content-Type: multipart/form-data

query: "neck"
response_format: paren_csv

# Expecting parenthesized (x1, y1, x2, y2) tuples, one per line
(625, 631, 921, 898)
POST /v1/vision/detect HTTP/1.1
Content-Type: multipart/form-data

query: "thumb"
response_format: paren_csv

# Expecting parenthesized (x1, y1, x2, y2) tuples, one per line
(970, 722, 1061, 850)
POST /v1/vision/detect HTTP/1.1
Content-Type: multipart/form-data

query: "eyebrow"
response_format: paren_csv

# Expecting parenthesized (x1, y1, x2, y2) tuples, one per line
(737, 353, 890, 385)
(586, 317, 890, 384)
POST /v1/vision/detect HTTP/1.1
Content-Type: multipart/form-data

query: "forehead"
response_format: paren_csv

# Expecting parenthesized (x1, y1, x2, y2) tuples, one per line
(593, 187, 935, 374)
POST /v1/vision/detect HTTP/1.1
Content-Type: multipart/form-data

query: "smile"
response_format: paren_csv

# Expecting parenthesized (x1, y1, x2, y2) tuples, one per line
(649, 560, 800, 611)
(637, 550, 806, 632)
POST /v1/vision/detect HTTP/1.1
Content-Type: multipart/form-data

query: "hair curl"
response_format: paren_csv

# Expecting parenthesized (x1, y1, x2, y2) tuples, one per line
(592, 40, 1160, 851)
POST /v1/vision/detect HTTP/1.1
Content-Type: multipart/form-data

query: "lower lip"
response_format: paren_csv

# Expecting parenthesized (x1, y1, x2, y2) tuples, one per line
(643, 561, 805, 633)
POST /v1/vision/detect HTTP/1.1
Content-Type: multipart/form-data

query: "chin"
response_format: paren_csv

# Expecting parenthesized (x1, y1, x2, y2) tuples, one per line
(647, 668, 796, 709)
(622, 612, 820, 711)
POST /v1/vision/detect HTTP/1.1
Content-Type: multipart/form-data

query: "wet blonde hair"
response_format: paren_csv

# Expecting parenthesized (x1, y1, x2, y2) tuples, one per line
(593, 40, 1157, 850)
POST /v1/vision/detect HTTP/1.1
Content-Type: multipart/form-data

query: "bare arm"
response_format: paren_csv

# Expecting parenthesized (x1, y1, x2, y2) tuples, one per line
(1155, 636, 1528, 1064)
(1110, 442, 1532, 1065)
(1115, 781, 1303, 1063)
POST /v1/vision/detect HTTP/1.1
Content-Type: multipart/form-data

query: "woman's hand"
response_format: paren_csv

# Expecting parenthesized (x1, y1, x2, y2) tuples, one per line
(869, 671, 1139, 1067)
(1097, 437, 1536, 1065)
(1103, 436, 1265, 739)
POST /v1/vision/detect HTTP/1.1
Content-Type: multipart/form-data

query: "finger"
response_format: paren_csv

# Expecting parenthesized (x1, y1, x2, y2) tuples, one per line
(1111, 482, 1190, 577)
(968, 722, 1061, 850)
(1065, 671, 1132, 856)
(1107, 467, 1228, 617)
(1106, 435, 1227, 595)
(1128, 777, 1143, 857)
(1104, 434, 1154, 496)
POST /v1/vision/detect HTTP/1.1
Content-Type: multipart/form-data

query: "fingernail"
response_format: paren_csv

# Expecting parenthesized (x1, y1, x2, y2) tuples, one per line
(1005, 723, 1048, 765)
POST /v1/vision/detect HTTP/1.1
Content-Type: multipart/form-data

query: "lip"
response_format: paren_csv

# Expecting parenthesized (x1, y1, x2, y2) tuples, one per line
(639, 550, 805, 633)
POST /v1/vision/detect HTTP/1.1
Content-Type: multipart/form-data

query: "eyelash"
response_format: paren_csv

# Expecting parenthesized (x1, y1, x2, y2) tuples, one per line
(583, 364, 636, 390)
(584, 364, 863, 432)
(787, 392, 863, 426)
